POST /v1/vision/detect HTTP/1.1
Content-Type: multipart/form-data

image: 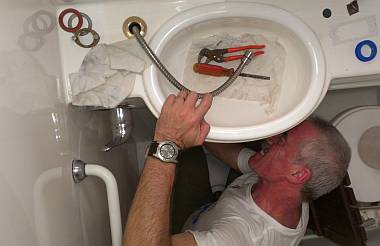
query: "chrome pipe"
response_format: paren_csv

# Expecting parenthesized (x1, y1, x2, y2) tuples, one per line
(102, 107, 133, 152)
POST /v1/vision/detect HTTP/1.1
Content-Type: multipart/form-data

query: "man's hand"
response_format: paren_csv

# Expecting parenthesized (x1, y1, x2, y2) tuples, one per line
(154, 91, 213, 149)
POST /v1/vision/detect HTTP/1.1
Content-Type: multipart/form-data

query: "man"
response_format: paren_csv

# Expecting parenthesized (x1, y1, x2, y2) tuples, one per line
(123, 91, 350, 246)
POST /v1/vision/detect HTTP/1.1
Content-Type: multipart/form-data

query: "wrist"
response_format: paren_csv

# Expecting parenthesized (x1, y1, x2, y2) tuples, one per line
(153, 134, 184, 149)
(146, 156, 177, 169)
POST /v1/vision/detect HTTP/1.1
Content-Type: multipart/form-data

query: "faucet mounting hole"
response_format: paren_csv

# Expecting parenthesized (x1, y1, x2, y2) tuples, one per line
(122, 16, 147, 39)
(129, 22, 141, 33)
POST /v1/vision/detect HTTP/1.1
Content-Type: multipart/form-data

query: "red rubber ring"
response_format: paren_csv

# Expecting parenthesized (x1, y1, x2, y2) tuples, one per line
(59, 8, 83, 33)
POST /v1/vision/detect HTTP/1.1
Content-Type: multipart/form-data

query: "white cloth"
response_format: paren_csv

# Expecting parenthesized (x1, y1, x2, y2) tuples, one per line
(237, 147, 256, 173)
(183, 33, 286, 115)
(185, 173, 309, 246)
(69, 40, 151, 108)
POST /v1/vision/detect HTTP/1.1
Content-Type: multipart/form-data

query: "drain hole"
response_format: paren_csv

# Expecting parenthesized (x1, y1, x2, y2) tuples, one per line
(323, 8, 332, 18)
(129, 22, 141, 34)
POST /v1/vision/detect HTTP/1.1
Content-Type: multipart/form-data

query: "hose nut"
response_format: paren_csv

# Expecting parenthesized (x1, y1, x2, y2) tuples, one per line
(122, 16, 147, 39)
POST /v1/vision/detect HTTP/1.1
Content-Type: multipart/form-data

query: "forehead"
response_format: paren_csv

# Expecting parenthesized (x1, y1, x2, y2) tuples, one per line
(287, 121, 318, 141)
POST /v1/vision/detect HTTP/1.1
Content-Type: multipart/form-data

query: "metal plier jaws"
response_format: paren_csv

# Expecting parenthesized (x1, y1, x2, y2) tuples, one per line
(198, 45, 265, 64)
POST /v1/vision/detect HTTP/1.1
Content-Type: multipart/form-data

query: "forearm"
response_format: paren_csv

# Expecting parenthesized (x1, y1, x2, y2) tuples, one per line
(204, 142, 245, 171)
(123, 157, 175, 246)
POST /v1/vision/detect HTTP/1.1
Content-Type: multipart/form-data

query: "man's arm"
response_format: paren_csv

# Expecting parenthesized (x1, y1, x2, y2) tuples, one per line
(204, 142, 245, 171)
(124, 156, 196, 246)
(123, 91, 212, 246)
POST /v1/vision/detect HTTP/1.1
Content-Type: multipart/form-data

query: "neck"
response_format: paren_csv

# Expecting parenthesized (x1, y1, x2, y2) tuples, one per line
(251, 180, 303, 229)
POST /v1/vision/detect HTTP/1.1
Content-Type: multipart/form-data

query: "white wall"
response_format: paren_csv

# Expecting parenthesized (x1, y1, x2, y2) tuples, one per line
(0, 1, 148, 245)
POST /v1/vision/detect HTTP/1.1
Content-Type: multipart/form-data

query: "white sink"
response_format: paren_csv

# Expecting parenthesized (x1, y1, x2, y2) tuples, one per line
(134, 1, 326, 142)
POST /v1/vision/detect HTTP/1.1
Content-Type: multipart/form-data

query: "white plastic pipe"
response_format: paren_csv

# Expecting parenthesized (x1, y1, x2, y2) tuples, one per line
(86, 164, 122, 246)
(34, 167, 63, 246)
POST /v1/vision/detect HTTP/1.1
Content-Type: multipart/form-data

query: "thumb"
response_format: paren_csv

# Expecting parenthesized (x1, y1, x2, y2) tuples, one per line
(197, 120, 210, 145)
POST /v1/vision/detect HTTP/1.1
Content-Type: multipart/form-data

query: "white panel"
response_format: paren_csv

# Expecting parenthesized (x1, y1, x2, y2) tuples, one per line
(314, 86, 380, 121)
(0, 0, 144, 245)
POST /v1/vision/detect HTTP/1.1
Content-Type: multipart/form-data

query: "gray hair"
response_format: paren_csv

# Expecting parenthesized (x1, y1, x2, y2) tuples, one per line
(294, 117, 351, 201)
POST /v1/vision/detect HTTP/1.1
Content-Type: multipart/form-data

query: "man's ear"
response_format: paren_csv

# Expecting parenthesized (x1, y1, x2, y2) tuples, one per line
(287, 165, 311, 184)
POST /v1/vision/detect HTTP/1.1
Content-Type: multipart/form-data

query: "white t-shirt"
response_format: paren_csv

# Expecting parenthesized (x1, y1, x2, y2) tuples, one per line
(185, 172, 309, 246)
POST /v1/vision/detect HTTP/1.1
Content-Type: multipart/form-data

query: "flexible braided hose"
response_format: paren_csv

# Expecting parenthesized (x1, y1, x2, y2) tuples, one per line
(132, 26, 253, 98)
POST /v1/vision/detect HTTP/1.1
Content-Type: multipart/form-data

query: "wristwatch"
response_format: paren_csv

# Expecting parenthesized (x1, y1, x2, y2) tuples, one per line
(147, 140, 181, 163)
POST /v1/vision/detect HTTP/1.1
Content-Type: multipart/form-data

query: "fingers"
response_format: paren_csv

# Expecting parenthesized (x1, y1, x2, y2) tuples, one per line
(163, 94, 176, 107)
(171, 90, 186, 108)
(182, 92, 213, 114)
(165, 92, 212, 116)
(162, 91, 188, 113)
(197, 120, 211, 145)
(176, 90, 188, 101)
(159, 91, 212, 148)
(183, 91, 198, 109)
(195, 93, 213, 118)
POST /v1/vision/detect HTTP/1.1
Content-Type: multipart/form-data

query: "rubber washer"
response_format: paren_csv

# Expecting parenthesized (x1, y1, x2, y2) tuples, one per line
(58, 8, 83, 33)
(355, 40, 377, 62)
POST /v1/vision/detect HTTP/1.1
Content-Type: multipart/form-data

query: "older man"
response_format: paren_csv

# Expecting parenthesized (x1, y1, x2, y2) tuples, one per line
(123, 91, 350, 246)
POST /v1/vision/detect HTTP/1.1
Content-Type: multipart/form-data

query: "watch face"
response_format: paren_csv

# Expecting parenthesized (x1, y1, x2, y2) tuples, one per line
(160, 143, 176, 159)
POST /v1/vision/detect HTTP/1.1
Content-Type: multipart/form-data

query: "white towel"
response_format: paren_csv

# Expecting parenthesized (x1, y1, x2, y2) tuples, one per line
(69, 39, 151, 108)
(183, 33, 286, 115)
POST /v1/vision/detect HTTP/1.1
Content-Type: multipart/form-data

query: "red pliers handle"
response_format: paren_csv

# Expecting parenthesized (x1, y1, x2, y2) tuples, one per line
(226, 45, 265, 53)
(198, 45, 265, 63)
(222, 51, 265, 62)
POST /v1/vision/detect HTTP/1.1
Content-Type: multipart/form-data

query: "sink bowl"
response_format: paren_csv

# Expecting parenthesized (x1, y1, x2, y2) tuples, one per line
(139, 2, 326, 142)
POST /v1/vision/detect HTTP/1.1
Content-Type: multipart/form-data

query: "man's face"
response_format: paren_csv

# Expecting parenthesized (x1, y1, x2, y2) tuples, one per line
(249, 121, 318, 182)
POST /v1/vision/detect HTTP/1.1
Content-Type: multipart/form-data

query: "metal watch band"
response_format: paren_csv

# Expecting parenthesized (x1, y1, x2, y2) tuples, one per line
(147, 140, 180, 163)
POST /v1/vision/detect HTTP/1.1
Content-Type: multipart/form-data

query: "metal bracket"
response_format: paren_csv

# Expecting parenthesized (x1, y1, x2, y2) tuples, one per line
(72, 159, 86, 183)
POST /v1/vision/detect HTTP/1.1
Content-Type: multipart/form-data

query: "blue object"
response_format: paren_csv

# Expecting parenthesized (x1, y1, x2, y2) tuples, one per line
(191, 203, 213, 229)
(355, 40, 377, 62)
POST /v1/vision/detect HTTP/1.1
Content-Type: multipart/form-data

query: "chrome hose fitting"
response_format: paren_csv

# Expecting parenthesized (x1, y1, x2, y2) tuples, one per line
(122, 16, 147, 39)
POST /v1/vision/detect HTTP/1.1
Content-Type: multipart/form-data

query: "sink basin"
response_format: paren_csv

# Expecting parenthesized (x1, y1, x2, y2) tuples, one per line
(137, 1, 326, 142)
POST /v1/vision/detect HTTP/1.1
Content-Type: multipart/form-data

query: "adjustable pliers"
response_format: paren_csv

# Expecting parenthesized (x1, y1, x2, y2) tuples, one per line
(198, 45, 265, 64)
